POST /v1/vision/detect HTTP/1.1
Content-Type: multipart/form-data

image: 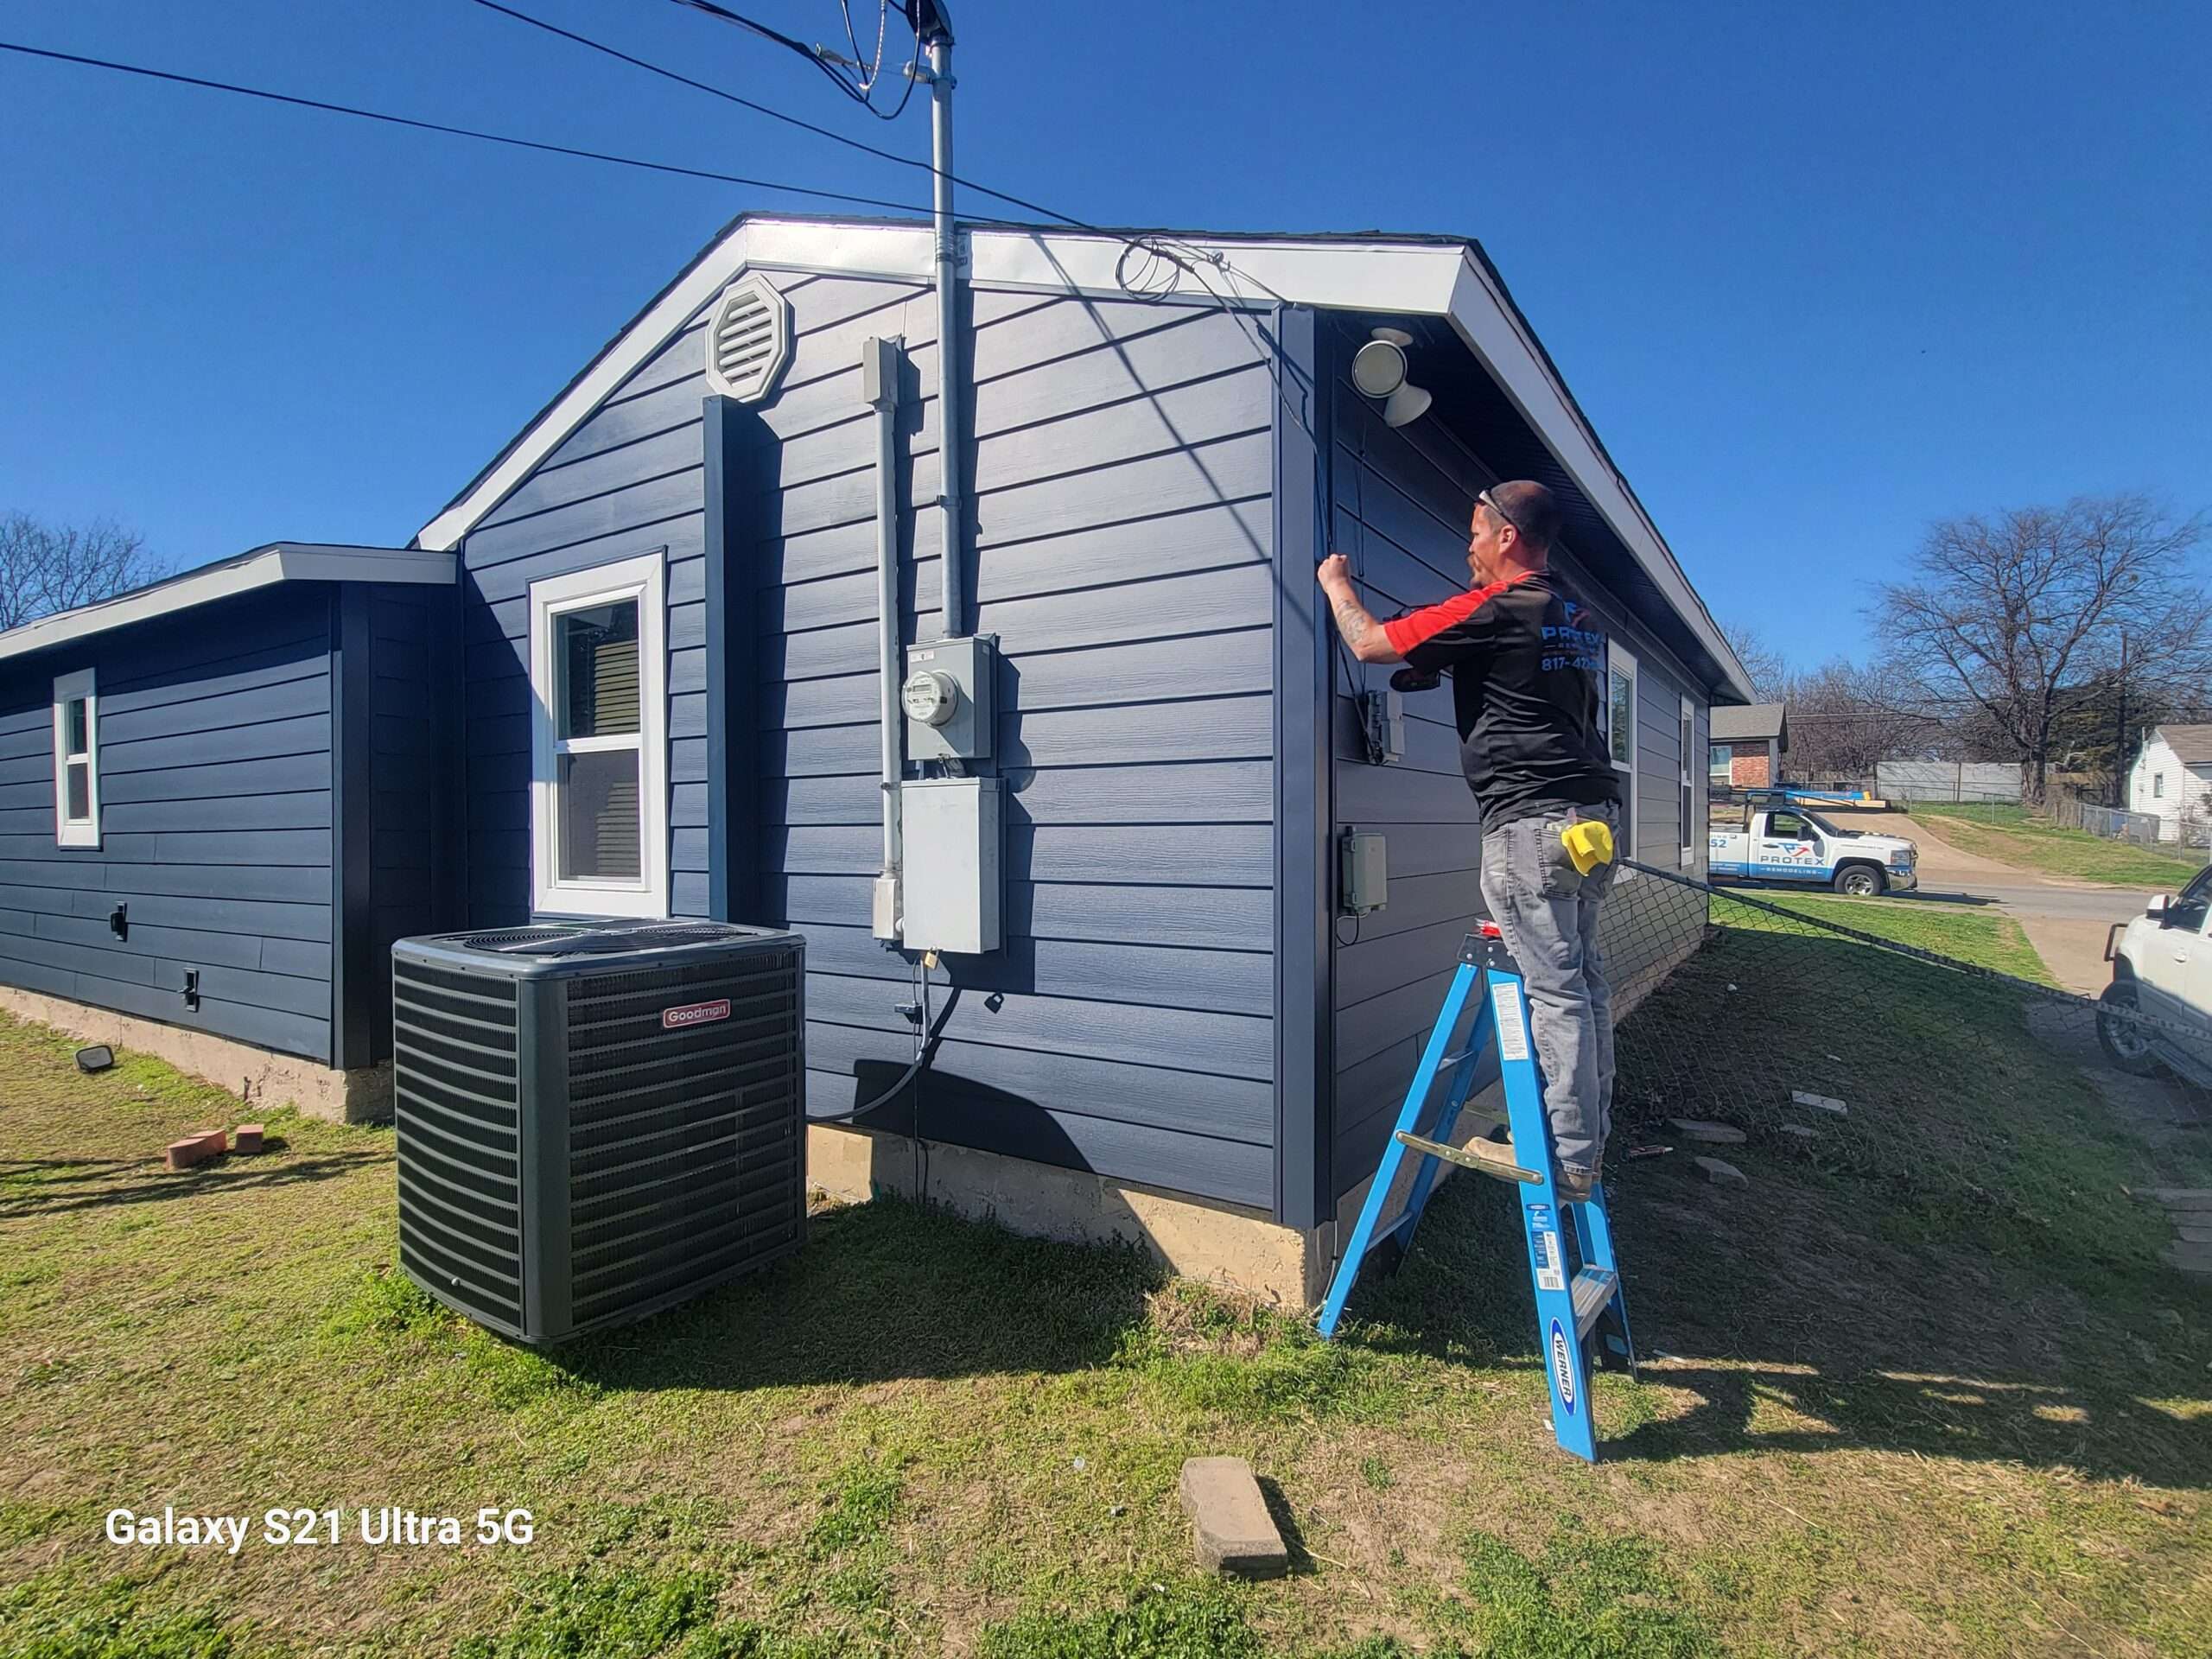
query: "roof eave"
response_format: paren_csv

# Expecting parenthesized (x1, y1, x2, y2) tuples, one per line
(0, 543, 454, 664)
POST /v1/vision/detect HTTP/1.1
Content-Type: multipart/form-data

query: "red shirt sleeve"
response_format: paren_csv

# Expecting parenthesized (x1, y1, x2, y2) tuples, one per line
(1382, 577, 1511, 668)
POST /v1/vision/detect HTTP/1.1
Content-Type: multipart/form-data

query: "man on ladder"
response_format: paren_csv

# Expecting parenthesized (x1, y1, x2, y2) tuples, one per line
(1318, 480, 1622, 1202)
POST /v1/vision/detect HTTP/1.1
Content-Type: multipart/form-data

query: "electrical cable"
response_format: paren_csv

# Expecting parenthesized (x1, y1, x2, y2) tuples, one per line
(0, 35, 976, 216)
(661, 0, 876, 108)
(474, 0, 1058, 216)
(810, 954, 954, 1128)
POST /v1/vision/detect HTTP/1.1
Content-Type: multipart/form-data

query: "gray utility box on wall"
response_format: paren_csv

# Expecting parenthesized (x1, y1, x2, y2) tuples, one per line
(390, 920, 805, 1345)
(901, 778, 1002, 955)
(902, 635, 995, 762)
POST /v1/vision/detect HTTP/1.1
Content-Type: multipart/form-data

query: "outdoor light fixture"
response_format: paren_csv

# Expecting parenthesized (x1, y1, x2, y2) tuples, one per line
(1351, 327, 1433, 427)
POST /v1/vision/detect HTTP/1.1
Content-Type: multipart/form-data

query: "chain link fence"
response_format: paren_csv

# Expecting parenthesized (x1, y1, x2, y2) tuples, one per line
(1600, 861, 2207, 1226)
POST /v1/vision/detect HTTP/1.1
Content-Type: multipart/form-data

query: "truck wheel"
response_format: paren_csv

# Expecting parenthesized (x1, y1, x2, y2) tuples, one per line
(2096, 982, 2164, 1077)
(1833, 864, 1884, 897)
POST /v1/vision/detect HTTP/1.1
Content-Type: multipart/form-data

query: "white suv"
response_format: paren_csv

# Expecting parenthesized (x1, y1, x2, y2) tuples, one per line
(2100, 863, 2212, 1088)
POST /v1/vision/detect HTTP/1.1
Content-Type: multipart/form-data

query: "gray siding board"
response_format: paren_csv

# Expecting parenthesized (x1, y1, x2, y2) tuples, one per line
(0, 590, 339, 1061)
(455, 271, 1277, 1205)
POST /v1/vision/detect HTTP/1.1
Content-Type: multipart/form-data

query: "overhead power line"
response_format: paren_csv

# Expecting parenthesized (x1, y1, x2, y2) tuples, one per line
(470, 0, 1066, 220)
(0, 35, 983, 218)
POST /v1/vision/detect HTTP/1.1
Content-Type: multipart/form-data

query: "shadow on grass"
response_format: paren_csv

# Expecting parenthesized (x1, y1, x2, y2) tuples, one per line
(0, 1147, 372, 1217)
(1326, 905, 2212, 1489)
(552, 1194, 1167, 1392)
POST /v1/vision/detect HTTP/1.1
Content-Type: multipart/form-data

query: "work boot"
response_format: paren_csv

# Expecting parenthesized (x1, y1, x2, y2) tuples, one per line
(1554, 1162, 1597, 1205)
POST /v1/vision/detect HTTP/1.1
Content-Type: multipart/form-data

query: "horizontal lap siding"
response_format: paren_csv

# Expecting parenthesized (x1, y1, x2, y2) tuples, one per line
(750, 282, 1280, 1209)
(1324, 341, 1709, 1195)
(0, 590, 335, 1060)
(461, 273, 936, 922)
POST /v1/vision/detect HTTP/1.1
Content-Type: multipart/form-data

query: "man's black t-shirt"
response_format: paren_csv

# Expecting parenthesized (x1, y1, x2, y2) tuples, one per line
(1381, 569, 1621, 829)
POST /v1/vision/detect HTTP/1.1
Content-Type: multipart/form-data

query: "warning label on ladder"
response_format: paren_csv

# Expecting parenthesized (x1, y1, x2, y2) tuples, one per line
(1492, 983, 1529, 1062)
(1526, 1204, 1566, 1293)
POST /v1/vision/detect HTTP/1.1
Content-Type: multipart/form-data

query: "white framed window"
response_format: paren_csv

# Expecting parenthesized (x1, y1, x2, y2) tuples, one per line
(1708, 742, 1730, 784)
(528, 553, 668, 919)
(53, 668, 99, 848)
(1606, 641, 1637, 877)
(2154, 772, 2165, 799)
(1679, 694, 1696, 867)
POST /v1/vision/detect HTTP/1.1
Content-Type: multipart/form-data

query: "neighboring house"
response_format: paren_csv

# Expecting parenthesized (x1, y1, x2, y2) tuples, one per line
(0, 213, 1751, 1300)
(2128, 725, 2212, 844)
(0, 544, 458, 1116)
(1710, 702, 1788, 787)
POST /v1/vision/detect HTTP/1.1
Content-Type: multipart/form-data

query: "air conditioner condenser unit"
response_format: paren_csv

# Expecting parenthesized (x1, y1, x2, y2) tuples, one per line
(391, 920, 806, 1345)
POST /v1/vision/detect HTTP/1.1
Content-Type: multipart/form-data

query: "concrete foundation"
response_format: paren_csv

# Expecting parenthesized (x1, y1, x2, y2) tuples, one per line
(807, 1122, 1329, 1305)
(0, 987, 392, 1124)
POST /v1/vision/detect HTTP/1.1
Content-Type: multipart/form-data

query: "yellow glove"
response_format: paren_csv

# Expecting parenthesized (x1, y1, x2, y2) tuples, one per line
(1560, 819, 1616, 874)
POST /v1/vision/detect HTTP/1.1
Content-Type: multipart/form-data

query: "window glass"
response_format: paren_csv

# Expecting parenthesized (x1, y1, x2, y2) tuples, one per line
(66, 762, 91, 822)
(1608, 667, 1636, 764)
(558, 749, 643, 880)
(65, 699, 88, 756)
(556, 601, 641, 739)
(1768, 811, 1811, 839)
(1708, 743, 1729, 779)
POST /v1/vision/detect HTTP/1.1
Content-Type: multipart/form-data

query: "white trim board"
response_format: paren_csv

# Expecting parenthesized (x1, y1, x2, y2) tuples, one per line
(408, 215, 1751, 702)
(0, 544, 456, 664)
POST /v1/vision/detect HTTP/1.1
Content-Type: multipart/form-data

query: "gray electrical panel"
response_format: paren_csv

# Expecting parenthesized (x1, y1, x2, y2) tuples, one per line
(903, 636, 995, 762)
(901, 777, 1002, 954)
(1340, 830, 1389, 916)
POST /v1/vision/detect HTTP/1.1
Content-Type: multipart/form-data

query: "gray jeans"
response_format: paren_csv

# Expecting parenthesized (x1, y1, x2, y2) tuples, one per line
(1476, 799, 1620, 1181)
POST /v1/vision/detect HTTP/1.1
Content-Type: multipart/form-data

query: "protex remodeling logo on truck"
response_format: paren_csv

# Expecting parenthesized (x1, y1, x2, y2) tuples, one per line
(1707, 794, 1917, 898)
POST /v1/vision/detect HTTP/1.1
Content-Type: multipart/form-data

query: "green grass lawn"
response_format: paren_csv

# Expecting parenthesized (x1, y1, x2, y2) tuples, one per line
(3, 943, 2211, 1659)
(1723, 888, 2058, 984)
(1908, 803, 2210, 889)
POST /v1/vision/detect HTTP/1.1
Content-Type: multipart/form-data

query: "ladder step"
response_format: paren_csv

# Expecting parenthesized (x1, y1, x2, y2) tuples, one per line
(1571, 1267, 1618, 1340)
(1394, 1130, 1541, 1185)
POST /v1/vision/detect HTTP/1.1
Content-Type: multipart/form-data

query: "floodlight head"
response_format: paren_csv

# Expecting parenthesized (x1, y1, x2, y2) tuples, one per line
(1351, 336, 1408, 398)
(1382, 384, 1433, 428)
(1354, 327, 1428, 426)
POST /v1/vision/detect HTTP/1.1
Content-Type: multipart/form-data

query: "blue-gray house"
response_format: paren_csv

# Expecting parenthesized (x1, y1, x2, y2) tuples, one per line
(0, 215, 1750, 1298)
(0, 543, 457, 1117)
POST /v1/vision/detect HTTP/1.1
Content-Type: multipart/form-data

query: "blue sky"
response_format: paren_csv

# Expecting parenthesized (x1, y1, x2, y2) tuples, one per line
(3, 0, 2205, 666)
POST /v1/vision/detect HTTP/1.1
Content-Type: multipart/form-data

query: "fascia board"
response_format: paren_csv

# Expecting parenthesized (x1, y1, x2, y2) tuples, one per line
(0, 545, 455, 664)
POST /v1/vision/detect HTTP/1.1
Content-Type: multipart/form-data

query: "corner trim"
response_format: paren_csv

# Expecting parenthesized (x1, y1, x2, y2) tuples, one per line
(1272, 303, 1330, 1231)
(702, 397, 755, 921)
(329, 587, 375, 1070)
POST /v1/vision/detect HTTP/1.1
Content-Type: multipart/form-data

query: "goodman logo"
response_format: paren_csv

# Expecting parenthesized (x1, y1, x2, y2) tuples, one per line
(1549, 1319, 1577, 1416)
(662, 999, 732, 1031)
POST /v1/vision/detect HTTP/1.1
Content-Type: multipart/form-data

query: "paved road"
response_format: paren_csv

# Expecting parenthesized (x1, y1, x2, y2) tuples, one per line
(1851, 810, 2154, 994)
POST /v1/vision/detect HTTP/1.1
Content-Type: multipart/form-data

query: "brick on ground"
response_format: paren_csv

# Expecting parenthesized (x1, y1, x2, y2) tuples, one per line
(233, 1124, 264, 1154)
(1179, 1456, 1288, 1579)
(164, 1129, 227, 1172)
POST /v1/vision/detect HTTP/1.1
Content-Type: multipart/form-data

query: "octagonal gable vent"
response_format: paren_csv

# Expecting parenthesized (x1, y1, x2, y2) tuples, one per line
(704, 272, 791, 404)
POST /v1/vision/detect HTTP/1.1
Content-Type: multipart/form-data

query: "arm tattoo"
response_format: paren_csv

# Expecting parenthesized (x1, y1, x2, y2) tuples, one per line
(1330, 589, 1375, 647)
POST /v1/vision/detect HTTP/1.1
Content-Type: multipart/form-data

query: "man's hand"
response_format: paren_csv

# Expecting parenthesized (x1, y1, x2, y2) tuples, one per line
(1315, 553, 1403, 664)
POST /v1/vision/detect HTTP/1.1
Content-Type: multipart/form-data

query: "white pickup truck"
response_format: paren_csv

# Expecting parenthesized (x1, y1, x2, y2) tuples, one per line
(2099, 864, 2212, 1088)
(1707, 798, 1919, 897)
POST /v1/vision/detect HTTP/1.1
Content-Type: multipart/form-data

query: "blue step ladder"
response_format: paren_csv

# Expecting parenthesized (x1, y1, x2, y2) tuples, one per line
(1318, 922, 1637, 1463)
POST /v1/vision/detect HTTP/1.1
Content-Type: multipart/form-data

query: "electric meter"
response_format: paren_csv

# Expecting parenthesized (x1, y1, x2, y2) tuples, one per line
(901, 668, 960, 727)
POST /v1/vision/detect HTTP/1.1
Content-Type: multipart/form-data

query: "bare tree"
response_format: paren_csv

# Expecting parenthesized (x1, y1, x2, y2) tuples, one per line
(1777, 658, 1944, 782)
(1872, 493, 2211, 798)
(1723, 618, 1789, 702)
(0, 513, 160, 632)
